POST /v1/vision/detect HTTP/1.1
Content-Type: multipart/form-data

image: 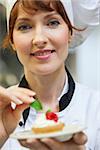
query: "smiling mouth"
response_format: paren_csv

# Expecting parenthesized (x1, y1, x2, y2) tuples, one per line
(30, 50, 55, 56)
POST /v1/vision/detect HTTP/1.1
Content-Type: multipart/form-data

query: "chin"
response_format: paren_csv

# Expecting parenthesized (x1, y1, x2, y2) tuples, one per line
(35, 65, 57, 75)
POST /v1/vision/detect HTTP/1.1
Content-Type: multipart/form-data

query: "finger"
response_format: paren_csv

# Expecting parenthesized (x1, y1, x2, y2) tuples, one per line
(14, 104, 29, 116)
(2, 104, 29, 135)
(19, 139, 50, 150)
(41, 138, 62, 150)
(19, 139, 33, 149)
(0, 88, 22, 105)
(0, 86, 35, 105)
(73, 132, 87, 145)
(7, 87, 36, 104)
(16, 87, 35, 96)
(0, 86, 11, 102)
(0, 92, 34, 106)
(7, 86, 35, 95)
(10, 93, 35, 104)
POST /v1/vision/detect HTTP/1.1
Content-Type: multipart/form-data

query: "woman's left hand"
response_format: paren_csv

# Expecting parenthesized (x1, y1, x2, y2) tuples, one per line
(19, 132, 87, 150)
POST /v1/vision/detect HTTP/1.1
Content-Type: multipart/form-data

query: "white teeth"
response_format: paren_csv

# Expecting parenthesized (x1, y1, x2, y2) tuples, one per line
(34, 51, 51, 56)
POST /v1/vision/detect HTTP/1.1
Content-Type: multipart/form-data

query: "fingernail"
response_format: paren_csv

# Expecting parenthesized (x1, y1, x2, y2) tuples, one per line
(15, 99, 23, 104)
(26, 139, 34, 143)
(30, 97, 35, 102)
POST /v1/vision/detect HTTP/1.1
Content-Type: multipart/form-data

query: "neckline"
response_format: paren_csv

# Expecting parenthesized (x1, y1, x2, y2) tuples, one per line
(18, 67, 75, 125)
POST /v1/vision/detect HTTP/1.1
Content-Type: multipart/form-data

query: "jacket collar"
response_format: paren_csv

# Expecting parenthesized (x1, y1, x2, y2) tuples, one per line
(19, 67, 75, 125)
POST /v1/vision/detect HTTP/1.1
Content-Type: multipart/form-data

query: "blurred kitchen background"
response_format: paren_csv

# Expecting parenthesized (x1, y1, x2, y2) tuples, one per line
(0, 2, 23, 87)
(0, 2, 100, 90)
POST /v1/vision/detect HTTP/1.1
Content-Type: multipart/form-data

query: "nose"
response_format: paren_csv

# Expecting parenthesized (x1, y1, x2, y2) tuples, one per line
(32, 25, 47, 49)
(32, 40, 47, 49)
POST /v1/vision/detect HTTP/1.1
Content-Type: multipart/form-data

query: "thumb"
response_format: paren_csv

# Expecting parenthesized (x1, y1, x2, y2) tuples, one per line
(2, 104, 29, 136)
(13, 104, 29, 119)
(72, 132, 87, 145)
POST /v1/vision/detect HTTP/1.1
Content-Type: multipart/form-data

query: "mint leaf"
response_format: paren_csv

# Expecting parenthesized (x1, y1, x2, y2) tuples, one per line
(30, 99, 43, 111)
(46, 109, 52, 113)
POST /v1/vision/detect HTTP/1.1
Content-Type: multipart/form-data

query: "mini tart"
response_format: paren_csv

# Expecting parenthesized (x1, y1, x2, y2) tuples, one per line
(32, 123, 64, 134)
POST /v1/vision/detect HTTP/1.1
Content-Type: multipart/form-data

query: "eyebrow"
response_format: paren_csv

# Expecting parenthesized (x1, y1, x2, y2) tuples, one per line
(16, 12, 59, 23)
(44, 12, 60, 19)
(15, 18, 31, 23)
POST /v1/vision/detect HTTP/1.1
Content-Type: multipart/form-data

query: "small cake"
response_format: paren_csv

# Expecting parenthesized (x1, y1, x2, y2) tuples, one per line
(32, 112, 64, 134)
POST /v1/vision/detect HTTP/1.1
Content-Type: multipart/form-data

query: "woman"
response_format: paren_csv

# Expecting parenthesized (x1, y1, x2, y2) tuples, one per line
(1, 0, 100, 149)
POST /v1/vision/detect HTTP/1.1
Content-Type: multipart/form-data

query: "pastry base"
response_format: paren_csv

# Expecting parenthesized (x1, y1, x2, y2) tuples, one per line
(32, 123, 64, 134)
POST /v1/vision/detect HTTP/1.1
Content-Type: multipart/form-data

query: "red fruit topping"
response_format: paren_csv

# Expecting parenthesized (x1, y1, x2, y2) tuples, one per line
(46, 112, 58, 122)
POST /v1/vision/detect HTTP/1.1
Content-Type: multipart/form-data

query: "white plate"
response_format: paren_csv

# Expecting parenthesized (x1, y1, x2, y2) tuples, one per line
(10, 124, 86, 142)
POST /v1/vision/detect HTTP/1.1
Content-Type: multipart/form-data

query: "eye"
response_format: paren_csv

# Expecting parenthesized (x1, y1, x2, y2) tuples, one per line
(17, 24, 32, 31)
(47, 19, 60, 28)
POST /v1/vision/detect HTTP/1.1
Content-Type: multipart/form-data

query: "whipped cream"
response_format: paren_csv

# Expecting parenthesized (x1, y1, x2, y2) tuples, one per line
(33, 113, 61, 128)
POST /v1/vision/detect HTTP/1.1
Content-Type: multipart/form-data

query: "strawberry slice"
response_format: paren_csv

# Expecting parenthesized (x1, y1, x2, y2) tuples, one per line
(46, 112, 58, 122)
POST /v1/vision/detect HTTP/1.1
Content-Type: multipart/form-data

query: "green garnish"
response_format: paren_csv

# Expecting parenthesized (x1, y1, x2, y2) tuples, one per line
(30, 99, 43, 111)
(46, 109, 52, 113)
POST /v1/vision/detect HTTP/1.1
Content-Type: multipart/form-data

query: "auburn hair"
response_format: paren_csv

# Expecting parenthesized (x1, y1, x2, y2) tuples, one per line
(3, 0, 77, 47)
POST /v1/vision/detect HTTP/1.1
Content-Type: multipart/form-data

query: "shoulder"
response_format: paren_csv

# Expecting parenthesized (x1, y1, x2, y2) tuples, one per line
(75, 81, 99, 94)
(74, 82, 100, 104)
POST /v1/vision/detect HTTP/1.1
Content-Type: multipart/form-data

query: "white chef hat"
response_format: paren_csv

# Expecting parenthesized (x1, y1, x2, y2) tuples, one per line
(6, 0, 74, 29)
(6, 0, 100, 50)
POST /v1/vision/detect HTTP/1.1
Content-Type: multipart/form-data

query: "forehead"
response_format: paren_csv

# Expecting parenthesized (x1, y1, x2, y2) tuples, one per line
(11, 0, 68, 23)
(15, 0, 61, 21)
(17, 0, 57, 13)
(17, 5, 52, 16)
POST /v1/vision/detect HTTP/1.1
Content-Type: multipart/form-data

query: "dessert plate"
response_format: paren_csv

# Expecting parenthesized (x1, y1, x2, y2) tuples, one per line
(10, 124, 86, 142)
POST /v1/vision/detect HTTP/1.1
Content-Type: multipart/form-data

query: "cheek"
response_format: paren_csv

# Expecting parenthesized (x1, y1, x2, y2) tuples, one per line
(47, 28, 69, 47)
(54, 29, 69, 58)
(56, 29, 68, 41)
(53, 31, 69, 54)
(13, 32, 31, 54)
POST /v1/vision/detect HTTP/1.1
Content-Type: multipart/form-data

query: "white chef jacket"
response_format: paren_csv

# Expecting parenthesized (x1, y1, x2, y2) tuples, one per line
(2, 80, 100, 150)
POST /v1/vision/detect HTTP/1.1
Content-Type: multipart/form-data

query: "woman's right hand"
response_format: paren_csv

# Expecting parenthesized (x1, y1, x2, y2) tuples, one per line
(19, 132, 87, 150)
(0, 85, 35, 143)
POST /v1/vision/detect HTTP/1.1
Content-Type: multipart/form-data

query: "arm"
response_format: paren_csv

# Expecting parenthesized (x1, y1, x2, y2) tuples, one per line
(0, 85, 35, 148)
